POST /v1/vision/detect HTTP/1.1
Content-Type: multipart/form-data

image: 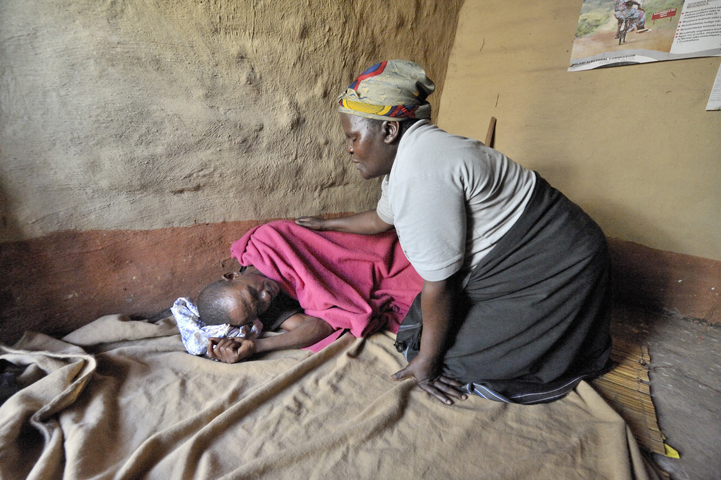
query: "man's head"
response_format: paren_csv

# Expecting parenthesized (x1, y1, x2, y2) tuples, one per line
(196, 266, 281, 328)
(337, 60, 434, 179)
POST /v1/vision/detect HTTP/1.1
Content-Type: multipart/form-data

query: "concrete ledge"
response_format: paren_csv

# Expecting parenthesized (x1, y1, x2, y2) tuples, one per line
(2, 226, 719, 345)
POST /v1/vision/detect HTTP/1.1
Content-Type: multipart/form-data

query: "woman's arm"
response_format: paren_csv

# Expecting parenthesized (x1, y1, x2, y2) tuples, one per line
(296, 209, 393, 235)
(391, 276, 467, 405)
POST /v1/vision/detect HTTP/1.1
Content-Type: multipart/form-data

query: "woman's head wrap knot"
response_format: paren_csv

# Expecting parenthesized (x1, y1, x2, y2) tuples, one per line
(338, 60, 435, 121)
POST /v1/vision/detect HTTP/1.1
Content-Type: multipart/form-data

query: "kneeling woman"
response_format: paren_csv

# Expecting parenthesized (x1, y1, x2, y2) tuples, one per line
(297, 60, 612, 405)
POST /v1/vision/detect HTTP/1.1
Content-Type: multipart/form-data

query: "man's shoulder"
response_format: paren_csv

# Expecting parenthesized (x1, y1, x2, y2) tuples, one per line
(260, 291, 303, 331)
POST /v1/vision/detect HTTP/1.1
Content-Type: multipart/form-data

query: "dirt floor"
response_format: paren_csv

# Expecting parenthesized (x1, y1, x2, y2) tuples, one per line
(611, 303, 721, 480)
(571, 25, 677, 60)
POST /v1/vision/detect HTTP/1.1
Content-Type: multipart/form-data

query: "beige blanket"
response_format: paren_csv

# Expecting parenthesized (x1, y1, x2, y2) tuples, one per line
(1, 315, 658, 479)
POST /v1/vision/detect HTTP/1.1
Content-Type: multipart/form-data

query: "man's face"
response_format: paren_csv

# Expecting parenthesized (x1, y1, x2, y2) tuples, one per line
(340, 113, 397, 179)
(222, 270, 280, 329)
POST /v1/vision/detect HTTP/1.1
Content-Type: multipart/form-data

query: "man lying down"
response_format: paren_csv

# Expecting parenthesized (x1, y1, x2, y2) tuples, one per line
(171, 219, 424, 364)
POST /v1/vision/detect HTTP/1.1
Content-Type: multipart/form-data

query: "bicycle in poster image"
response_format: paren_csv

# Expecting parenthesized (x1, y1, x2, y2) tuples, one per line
(618, 16, 633, 45)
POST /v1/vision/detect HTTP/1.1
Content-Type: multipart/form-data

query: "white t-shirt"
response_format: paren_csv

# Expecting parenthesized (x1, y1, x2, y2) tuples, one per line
(376, 120, 536, 282)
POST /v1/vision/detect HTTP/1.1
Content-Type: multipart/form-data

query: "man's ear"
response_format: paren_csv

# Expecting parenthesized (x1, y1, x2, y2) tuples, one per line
(223, 272, 239, 281)
(382, 121, 401, 144)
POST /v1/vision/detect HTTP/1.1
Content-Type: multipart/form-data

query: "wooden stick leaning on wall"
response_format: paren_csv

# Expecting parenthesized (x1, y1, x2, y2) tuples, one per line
(485, 116, 497, 148)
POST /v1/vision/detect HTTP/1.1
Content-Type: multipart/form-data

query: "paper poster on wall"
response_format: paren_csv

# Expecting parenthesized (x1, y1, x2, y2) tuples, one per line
(707, 63, 721, 110)
(569, 0, 721, 71)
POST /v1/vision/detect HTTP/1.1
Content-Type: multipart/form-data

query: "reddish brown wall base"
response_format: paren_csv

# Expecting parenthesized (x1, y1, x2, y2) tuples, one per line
(2, 225, 719, 345)
(0, 221, 265, 344)
(607, 238, 720, 323)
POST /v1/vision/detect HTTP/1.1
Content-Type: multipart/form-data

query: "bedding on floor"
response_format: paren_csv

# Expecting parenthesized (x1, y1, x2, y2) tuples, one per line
(0, 314, 659, 479)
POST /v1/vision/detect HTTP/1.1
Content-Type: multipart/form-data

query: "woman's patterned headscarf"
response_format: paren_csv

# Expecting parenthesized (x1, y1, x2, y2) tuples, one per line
(337, 60, 435, 121)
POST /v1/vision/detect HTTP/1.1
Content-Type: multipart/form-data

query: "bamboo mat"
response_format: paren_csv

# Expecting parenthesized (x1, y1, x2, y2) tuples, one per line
(591, 339, 666, 456)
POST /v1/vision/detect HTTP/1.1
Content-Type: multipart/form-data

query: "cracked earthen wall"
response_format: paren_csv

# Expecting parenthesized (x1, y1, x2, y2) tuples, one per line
(0, 0, 464, 342)
(1, 0, 463, 239)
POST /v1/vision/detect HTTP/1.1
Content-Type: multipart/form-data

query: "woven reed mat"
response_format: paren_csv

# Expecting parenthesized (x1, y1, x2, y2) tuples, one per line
(591, 339, 666, 456)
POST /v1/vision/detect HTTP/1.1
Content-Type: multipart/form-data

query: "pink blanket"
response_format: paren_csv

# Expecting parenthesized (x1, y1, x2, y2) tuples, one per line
(231, 220, 423, 352)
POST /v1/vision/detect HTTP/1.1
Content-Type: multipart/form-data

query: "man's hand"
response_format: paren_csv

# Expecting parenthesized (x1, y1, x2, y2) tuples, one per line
(207, 337, 256, 364)
(392, 354, 468, 405)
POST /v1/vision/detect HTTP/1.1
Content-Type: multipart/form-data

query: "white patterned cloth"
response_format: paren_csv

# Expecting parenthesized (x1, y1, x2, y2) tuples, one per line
(171, 297, 262, 356)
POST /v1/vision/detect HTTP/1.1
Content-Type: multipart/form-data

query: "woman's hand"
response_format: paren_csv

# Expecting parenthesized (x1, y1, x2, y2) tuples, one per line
(391, 354, 467, 405)
(296, 210, 393, 234)
(207, 337, 256, 364)
(393, 275, 468, 405)
(295, 216, 327, 231)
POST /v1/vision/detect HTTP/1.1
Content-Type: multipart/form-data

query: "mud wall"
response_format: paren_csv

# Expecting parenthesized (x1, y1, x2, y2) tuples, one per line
(0, 0, 464, 342)
(438, 0, 721, 263)
(0, 0, 462, 242)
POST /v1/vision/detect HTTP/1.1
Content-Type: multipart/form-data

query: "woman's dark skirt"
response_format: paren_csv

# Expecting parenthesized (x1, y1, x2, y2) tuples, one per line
(396, 174, 612, 404)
